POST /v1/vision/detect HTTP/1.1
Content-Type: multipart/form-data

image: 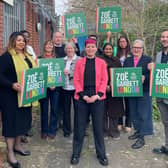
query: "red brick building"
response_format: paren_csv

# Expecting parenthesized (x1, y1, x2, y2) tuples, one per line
(0, 0, 57, 56)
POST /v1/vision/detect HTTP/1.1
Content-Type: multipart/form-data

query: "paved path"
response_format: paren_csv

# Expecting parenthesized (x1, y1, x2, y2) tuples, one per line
(0, 114, 168, 168)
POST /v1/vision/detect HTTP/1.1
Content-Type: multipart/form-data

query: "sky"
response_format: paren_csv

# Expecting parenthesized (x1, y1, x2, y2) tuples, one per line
(55, 0, 67, 15)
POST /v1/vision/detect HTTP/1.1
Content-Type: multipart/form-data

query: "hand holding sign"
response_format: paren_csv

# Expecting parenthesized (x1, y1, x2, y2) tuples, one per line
(64, 69, 69, 75)
(142, 75, 145, 84)
(12, 82, 21, 92)
(148, 62, 154, 70)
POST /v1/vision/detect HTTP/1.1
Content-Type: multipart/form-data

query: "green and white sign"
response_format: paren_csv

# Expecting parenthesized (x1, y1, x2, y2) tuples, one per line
(37, 58, 65, 87)
(96, 6, 121, 33)
(150, 64, 168, 98)
(110, 67, 143, 97)
(62, 12, 87, 38)
(20, 67, 48, 106)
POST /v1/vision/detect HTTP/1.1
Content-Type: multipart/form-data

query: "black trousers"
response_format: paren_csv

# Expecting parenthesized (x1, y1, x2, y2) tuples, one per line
(72, 100, 106, 158)
(63, 89, 75, 135)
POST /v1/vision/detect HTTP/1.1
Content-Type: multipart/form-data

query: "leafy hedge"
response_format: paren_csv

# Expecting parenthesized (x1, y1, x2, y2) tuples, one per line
(152, 98, 160, 121)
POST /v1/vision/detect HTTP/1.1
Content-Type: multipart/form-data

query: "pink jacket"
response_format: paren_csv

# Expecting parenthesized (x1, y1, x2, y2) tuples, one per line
(74, 57, 108, 100)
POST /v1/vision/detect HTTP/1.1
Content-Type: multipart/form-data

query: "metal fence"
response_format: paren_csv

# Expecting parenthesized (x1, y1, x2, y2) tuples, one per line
(3, 0, 25, 48)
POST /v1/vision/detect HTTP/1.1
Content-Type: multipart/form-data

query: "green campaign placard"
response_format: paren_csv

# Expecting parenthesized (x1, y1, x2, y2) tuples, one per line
(96, 6, 121, 33)
(20, 67, 48, 106)
(110, 67, 143, 97)
(150, 64, 168, 98)
(62, 12, 87, 39)
(37, 58, 65, 87)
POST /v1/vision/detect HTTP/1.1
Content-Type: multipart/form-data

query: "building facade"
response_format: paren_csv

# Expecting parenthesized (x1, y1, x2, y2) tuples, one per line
(0, 0, 56, 56)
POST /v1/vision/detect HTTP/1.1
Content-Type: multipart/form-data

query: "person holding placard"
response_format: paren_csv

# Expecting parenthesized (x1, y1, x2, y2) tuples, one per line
(0, 32, 36, 168)
(53, 32, 80, 131)
(39, 40, 61, 140)
(101, 43, 124, 139)
(124, 39, 153, 149)
(71, 38, 108, 166)
(63, 42, 80, 137)
(148, 30, 168, 155)
(116, 36, 132, 133)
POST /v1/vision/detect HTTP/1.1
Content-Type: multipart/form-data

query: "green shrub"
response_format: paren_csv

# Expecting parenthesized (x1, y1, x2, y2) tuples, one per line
(152, 98, 160, 121)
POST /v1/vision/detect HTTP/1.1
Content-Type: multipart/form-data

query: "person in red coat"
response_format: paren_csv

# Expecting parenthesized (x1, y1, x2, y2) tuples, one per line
(70, 39, 108, 166)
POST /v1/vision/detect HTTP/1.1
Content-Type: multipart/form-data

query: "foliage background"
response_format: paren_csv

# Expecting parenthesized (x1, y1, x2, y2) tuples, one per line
(66, 0, 168, 120)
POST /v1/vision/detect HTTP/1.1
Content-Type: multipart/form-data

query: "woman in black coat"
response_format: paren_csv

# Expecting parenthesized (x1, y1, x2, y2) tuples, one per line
(101, 43, 124, 139)
(0, 32, 35, 168)
(124, 39, 153, 149)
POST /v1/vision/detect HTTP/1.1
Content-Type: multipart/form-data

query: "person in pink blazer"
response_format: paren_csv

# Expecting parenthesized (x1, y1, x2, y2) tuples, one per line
(70, 39, 108, 166)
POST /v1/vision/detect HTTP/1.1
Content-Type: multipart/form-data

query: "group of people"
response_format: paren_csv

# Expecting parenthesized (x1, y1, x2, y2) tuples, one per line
(0, 29, 168, 168)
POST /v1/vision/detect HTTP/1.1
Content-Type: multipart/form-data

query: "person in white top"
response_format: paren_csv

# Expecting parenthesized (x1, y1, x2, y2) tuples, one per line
(63, 42, 80, 137)
(20, 30, 36, 60)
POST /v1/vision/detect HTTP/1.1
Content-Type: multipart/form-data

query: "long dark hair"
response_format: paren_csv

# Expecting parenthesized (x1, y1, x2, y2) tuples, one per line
(116, 36, 131, 58)
(103, 42, 113, 57)
(7, 31, 27, 53)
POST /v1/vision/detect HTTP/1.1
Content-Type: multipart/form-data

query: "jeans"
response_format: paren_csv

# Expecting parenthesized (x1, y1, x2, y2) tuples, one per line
(157, 100, 168, 147)
(40, 87, 61, 136)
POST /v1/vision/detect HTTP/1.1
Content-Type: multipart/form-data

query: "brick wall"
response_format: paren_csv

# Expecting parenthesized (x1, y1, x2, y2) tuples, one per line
(0, 0, 54, 56)
(0, 2, 3, 55)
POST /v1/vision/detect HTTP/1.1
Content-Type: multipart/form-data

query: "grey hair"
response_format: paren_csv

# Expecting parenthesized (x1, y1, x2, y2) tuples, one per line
(133, 39, 144, 48)
(64, 42, 77, 52)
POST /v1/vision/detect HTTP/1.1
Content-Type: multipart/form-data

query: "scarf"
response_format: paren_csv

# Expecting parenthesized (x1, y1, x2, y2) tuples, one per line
(9, 49, 38, 107)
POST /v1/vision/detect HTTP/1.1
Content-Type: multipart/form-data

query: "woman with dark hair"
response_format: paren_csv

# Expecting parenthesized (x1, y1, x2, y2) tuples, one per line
(0, 32, 36, 168)
(71, 38, 108, 166)
(101, 43, 124, 139)
(39, 40, 60, 140)
(116, 36, 132, 133)
(20, 30, 36, 60)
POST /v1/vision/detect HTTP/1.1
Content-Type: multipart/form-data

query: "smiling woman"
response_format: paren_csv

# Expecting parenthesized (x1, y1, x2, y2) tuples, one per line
(124, 39, 153, 150)
(71, 38, 109, 166)
(0, 32, 37, 168)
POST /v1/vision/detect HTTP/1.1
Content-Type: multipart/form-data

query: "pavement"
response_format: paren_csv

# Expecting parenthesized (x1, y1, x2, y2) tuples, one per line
(0, 112, 168, 168)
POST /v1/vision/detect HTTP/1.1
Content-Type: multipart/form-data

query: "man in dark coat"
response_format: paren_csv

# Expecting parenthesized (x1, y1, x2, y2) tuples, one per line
(150, 30, 168, 155)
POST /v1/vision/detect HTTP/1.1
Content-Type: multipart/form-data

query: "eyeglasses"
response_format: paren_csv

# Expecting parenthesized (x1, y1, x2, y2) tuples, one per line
(132, 47, 143, 49)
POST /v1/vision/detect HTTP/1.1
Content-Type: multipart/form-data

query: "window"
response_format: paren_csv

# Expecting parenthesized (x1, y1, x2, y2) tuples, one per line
(3, 0, 25, 48)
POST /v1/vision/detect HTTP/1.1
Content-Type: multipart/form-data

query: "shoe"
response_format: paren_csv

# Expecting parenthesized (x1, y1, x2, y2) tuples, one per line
(97, 155, 108, 166)
(21, 136, 28, 143)
(131, 137, 145, 149)
(14, 149, 31, 156)
(128, 131, 140, 140)
(25, 129, 33, 137)
(64, 134, 70, 137)
(7, 160, 21, 168)
(125, 127, 132, 133)
(112, 136, 120, 141)
(70, 155, 79, 165)
(48, 134, 56, 139)
(152, 146, 168, 155)
(41, 134, 47, 139)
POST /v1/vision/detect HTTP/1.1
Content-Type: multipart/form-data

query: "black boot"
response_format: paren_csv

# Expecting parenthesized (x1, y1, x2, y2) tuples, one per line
(131, 136, 145, 149)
